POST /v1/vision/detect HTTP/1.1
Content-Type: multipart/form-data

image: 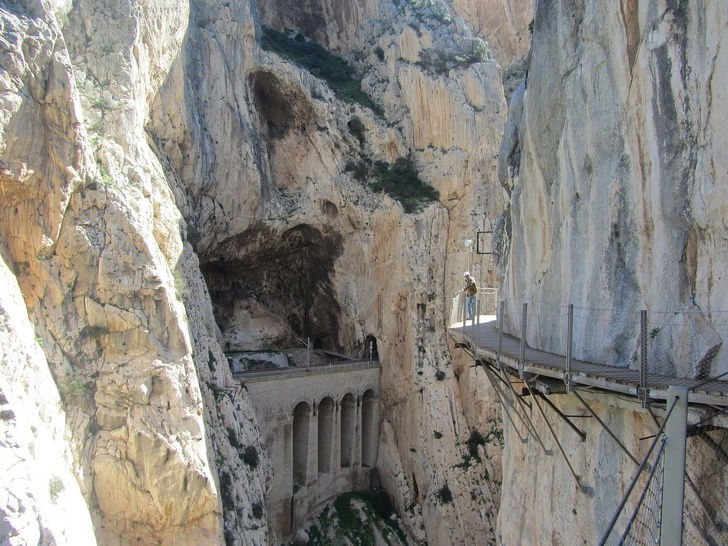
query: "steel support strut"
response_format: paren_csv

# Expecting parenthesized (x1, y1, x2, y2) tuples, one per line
(525, 381, 583, 490)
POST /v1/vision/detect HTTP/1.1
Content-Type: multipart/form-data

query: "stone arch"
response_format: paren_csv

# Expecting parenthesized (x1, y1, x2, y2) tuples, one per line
(361, 389, 378, 468)
(340, 393, 355, 468)
(317, 397, 335, 473)
(293, 401, 310, 487)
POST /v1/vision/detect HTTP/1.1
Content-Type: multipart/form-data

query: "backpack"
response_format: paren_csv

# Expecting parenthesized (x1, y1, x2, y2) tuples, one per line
(467, 278, 477, 294)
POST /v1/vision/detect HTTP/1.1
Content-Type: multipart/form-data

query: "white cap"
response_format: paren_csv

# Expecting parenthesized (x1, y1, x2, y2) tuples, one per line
(463, 271, 470, 277)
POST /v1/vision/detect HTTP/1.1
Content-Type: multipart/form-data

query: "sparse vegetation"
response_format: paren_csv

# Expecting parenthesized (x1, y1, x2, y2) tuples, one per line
(251, 501, 264, 519)
(302, 492, 408, 545)
(260, 27, 380, 113)
(372, 157, 440, 213)
(242, 445, 259, 468)
(98, 165, 114, 187)
(433, 430, 443, 439)
(49, 476, 64, 502)
(466, 429, 486, 460)
(418, 37, 488, 74)
(435, 370, 446, 381)
(58, 371, 87, 407)
(345, 156, 440, 213)
(437, 483, 453, 504)
(81, 325, 109, 338)
(348, 116, 366, 146)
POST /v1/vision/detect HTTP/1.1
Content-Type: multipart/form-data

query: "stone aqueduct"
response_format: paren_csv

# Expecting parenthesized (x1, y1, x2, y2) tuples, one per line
(238, 361, 381, 538)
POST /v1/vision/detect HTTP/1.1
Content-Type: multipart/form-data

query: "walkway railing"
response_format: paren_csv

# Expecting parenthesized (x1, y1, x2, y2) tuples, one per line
(449, 297, 728, 545)
(452, 298, 728, 400)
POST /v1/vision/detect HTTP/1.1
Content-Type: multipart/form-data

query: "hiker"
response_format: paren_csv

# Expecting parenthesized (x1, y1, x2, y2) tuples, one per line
(463, 272, 477, 320)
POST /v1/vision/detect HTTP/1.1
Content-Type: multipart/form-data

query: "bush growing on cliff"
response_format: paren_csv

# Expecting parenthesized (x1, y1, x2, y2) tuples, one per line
(370, 157, 440, 213)
(437, 483, 453, 504)
(260, 27, 380, 113)
(345, 156, 440, 213)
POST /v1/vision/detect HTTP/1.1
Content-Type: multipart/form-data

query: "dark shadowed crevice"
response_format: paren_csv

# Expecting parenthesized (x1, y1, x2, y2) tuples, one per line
(200, 223, 344, 352)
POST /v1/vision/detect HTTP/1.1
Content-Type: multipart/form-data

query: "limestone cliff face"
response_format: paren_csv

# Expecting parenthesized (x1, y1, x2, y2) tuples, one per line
(497, 0, 728, 379)
(494, 0, 728, 543)
(496, 387, 728, 545)
(1, 1, 267, 544)
(240, 0, 510, 542)
(1, 0, 522, 543)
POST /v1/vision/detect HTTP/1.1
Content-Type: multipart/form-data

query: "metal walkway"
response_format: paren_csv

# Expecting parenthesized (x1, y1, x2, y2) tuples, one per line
(450, 319, 728, 407)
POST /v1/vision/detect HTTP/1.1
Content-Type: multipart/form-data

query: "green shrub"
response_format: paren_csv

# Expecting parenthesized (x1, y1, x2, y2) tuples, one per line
(261, 27, 380, 113)
(242, 446, 259, 468)
(49, 476, 64, 503)
(435, 370, 446, 381)
(466, 429, 486, 459)
(369, 157, 440, 213)
(437, 483, 453, 504)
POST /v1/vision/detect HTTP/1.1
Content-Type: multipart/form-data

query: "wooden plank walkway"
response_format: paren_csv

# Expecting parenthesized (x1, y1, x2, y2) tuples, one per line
(450, 318, 728, 407)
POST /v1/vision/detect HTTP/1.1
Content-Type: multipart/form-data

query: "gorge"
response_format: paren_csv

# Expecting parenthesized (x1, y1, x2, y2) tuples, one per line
(1, 1, 727, 545)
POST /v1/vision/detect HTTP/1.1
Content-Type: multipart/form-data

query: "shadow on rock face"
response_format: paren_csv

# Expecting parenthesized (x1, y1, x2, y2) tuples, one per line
(200, 223, 343, 351)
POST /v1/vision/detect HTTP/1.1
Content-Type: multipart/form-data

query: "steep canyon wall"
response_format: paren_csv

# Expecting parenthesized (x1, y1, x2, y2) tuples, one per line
(495, 0, 728, 543)
(0, 0, 531, 544)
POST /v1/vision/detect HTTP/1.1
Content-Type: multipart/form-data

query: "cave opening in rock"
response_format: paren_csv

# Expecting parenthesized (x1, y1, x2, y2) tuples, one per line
(199, 223, 344, 356)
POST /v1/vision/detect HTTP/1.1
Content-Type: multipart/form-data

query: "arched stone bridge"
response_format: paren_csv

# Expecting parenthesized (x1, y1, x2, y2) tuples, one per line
(237, 359, 381, 540)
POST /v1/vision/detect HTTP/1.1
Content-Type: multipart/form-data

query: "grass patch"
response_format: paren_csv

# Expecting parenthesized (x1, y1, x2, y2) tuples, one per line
(260, 27, 380, 113)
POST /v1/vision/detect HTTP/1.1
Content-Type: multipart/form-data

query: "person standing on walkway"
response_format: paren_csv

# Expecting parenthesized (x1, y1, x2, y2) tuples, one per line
(463, 272, 477, 320)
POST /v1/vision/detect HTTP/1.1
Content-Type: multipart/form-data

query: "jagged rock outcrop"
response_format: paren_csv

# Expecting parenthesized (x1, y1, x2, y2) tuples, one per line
(496, 0, 728, 378)
(1, 1, 268, 543)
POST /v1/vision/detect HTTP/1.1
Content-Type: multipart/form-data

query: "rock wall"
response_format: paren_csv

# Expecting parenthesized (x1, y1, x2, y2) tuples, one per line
(0, 0, 534, 543)
(496, 387, 728, 545)
(494, 0, 728, 543)
(1, 1, 268, 543)
(497, 0, 728, 378)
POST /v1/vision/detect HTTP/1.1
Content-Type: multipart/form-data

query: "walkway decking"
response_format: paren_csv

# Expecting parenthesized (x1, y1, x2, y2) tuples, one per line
(450, 318, 728, 407)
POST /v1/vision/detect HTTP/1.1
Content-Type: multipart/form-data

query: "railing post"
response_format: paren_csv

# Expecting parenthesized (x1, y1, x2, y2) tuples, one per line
(639, 310, 648, 407)
(476, 298, 481, 325)
(565, 303, 573, 392)
(462, 294, 467, 326)
(660, 386, 688, 546)
(497, 300, 504, 371)
(519, 302, 527, 379)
